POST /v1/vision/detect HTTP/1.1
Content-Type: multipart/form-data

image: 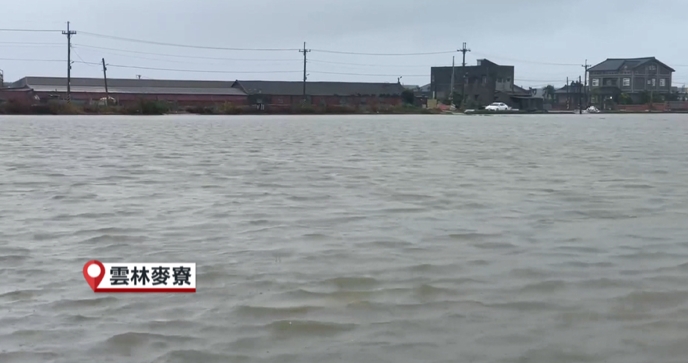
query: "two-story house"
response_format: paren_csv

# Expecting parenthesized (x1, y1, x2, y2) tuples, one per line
(588, 57, 674, 106)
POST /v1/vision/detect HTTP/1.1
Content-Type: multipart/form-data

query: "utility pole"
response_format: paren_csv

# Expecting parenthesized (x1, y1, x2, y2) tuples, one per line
(458, 42, 470, 108)
(450, 56, 455, 106)
(299, 42, 311, 103)
(102, 58, 109, 106)
(578, 75, 583, 114)
(566, 77, 569, 110)
(582, 60, 590, 107)
(62, 21, 77, 103)
(656, 62, 660, 104)
(459, 42, 470, 67)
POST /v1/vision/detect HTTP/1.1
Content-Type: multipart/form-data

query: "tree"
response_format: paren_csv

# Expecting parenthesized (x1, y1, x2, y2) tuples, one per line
(619, 93, 633, 105)
(401, 90, 415, 105)
(451, 91, 463, 106)
(638, 91, 651, 105)
(543, 85, 556, 104)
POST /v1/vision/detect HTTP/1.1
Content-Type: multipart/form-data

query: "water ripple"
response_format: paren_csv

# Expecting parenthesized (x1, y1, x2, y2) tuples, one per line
(1, 114, 687, 363)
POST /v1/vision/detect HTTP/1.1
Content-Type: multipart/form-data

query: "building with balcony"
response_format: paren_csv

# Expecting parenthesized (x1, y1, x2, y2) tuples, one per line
(588, 57, 674, 106)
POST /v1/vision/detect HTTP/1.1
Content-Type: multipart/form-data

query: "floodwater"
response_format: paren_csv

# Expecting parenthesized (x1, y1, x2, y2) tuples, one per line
(1, 114, 687, 363)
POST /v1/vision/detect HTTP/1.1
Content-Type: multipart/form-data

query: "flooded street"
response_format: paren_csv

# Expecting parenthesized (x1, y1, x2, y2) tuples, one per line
(1, 114, 687, 363)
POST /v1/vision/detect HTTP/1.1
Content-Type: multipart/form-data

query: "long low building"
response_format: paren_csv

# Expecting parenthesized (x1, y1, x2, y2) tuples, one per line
(230, 80, 407, 108)
(1, 77, 248, 106)
(0, 76, 409, 109)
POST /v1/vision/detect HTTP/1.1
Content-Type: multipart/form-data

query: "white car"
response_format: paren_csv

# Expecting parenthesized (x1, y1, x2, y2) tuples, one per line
(485, 102, 511, 111)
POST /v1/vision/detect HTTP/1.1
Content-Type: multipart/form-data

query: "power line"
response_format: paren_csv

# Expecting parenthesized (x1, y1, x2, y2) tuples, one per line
(74, 44, 442, 68)
(472, 52, 580, 66)
(310, 49, 455, 56)
(79, 31, 454, 56)
(72, 47, 98, 68)
(74, 47, 209, 65)
(310, 71, 427, 77)
(308, 59, 428, 68)
(0, 58, 63, 62)
(0, 56, 302, 74)
(0, 42, 62, 47)
(0, 41, 60, 45)
(78, 31, 299, 52)
(74, 61, 101, 66)
(73, 44, 301, 63)
(68, 42, 591, 72)
(104, 63, 302, 74)
(515, 78, 572, 83)
(0, 28, 62, 32)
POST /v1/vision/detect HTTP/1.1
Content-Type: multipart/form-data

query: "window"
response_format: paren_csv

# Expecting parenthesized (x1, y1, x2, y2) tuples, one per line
(648, 79, 652, 85)
(506, 78, 511, 83)
(652, 79, 656, 87)
(649, 65, 657, 71)
(592, 79, 600, 87)
(623, 78, 630, 87)
(660, 79, 666, 87)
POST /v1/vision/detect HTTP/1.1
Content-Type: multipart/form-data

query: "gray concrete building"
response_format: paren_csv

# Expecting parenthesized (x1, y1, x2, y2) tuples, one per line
(430, 59, 516, 107)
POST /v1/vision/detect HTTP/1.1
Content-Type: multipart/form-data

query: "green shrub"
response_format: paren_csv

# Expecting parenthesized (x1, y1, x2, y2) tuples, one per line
(0, 100, 38, 114)
(122, 100, 169, 115)
(185, 105, 215, 115)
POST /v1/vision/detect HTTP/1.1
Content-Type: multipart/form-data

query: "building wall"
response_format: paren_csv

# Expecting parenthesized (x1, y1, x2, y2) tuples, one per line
(616, 103, 668, 112)
(668, 101, 688, 110)
(0, 89, 33, 105)
(589, 61, 673, 94)
(34, 92, 248, 107)
(553, 92, 584, 110)
(313, 95, 403, 107)
(248, 94, 403, 108)
(431, 61, 514, 106)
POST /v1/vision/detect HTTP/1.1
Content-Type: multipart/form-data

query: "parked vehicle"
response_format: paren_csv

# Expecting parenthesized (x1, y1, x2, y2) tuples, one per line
(573, 106, 601, 114)
(485, 102, 511, 111)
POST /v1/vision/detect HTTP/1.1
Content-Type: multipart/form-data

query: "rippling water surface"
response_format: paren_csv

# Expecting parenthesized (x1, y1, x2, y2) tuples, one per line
(1, 114, 688, 363)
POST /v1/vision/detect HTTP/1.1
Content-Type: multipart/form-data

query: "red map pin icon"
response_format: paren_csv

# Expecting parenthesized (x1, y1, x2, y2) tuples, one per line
(83, 260, 105, 292)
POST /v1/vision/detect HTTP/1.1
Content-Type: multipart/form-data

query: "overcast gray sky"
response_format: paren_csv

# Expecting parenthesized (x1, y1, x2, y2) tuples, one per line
(2, 0, 687, 88)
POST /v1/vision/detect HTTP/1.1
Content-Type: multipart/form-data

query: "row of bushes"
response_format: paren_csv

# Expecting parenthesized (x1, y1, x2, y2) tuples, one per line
(0, 100, 171, 115)
(0, 100, 437, 116)
(183, 103, 437, 115)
